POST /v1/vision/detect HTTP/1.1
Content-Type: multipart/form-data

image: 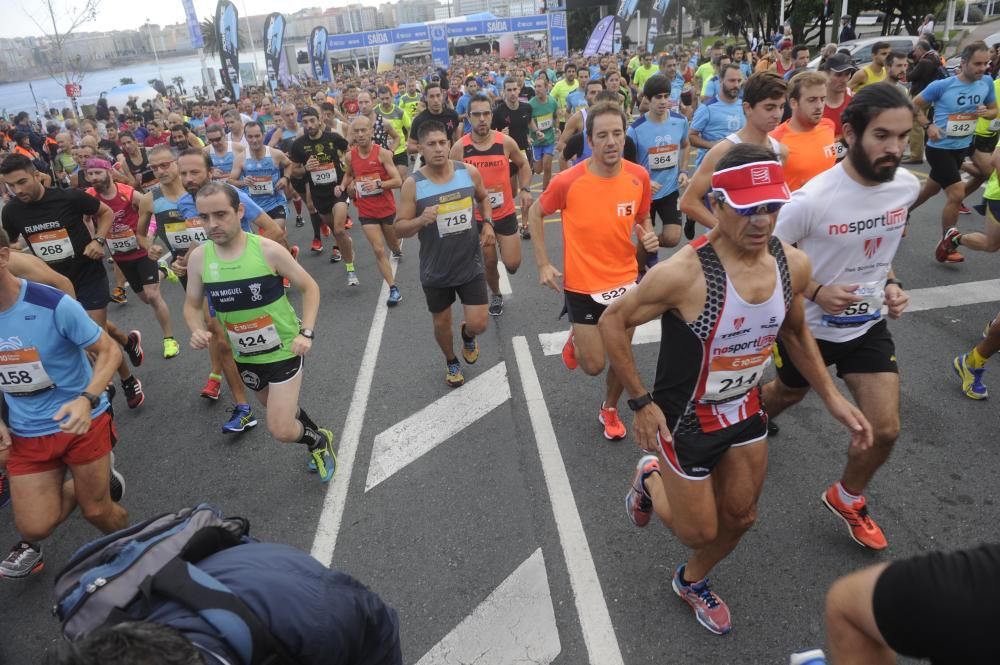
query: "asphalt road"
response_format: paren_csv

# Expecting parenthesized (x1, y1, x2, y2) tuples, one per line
(2, 159, 999, 665)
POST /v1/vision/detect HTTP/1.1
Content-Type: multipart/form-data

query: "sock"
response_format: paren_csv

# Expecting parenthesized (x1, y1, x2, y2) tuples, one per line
(345, 262, 355, 272)
(121, 374, 134, 385)
(209, 372, 223, 381)
(296, 407, 318, 431)
(969, 347, 989, 369)
(461, 323, 474, 343)
(297, 424, 324, 450)
(164, 336, 175, 341)
(293, 198, 302, 214)
(837, 481, 861, 505)
(311, 216, 322, 238)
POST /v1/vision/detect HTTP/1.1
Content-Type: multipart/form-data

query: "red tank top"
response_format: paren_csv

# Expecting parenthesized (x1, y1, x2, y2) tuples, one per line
(87, 182, 146, 261)
(775, 59, 794, 77)
(349, 144, 396, 219)
(461, 131, 515, 220)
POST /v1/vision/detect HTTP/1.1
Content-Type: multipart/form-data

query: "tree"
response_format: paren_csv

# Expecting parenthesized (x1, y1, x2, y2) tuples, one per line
(567, 7, 603, 51)
(200, 15, 248, 56)
(172, 76, 186, 95)
(22, 0, 100, 98)
(148, 78, 167, 96)
(119, 77, 135, 85)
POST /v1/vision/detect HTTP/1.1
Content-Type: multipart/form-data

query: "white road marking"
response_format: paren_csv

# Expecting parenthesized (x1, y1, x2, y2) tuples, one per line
(512, 337, 625, 665)
(310, 257, 398, 565)
(365, 361, 511, 491)
(498, 263, 513, 295)
(416, 548, 561, 665)
(537, 279, 1000, 355)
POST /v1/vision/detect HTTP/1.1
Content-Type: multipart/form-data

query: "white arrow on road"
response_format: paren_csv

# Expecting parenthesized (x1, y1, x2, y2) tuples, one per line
(365, 361, 511, 491)
(416, 548, 560, 665)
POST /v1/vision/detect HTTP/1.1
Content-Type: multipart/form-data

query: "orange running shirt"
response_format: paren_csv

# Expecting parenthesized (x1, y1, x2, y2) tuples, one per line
(540, 159, 651, 294)
(770, 118, 837, 191)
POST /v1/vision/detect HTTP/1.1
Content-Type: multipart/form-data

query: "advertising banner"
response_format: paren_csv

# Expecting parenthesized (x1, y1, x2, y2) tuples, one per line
(263, 13, 285, 92)
(429, 23, 449, 69)
(651, 0, 671, 19)
(309, 26, 331, 82)
(181, 0, 204, 49)
(645, 15, 659, 54)
(548, 11, 568, 58)
(582, 15, 615, 56)
(216, 0, 240, 100)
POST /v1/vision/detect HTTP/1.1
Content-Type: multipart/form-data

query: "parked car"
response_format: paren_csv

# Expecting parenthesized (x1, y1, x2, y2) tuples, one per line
(808, 35, 920, 70)
(945, 31, 1000, 72)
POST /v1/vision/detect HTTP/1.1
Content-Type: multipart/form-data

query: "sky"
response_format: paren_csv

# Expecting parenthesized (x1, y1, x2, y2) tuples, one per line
(10, 0, 371, 38)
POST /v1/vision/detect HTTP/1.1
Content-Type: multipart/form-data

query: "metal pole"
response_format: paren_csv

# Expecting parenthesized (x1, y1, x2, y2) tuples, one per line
(346, 11, 361, 73)
(946, 0, 956, 43)
(146, 20, 165, 87)
(241, 1, 262, 85)
(963, 0, 971, 24)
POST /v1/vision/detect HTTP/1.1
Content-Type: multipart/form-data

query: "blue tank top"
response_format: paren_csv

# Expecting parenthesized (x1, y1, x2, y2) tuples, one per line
(413, 161, 483, 288)
(241, 147, 286, 213)
(209, 144, 236, 181)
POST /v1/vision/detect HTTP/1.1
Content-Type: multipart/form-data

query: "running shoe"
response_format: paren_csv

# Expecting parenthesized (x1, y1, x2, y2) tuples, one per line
(391, 248, 403, 260)
(330, 247, 342, 263)
(321, 223, 332, 237)
(446, 360, 465, 388)
(109, 451, 125, 503)
(821, 484, 888, 550)
(222, 404, 258, 433)
(790, 649, 828, 665)
(953, 352, 988, 400)
(162, 265, 180, 284)
(122, 376, 144, 410)
(162, 337, 180, 359)
(387, 285, 402, 307)
(0, 471, 9, 510)
(489, 294, 504, 316)
(672, 565, 732, 635)
(562, 330, 577, 370)
(200, 376, 222, 401)
(347, 271, 360, 286)
(295, 214, 304, 228)
(0, 541, 43, 579)
(309, 429, 337, 483)
(934, 227, 962, 263)
(124, 330, 144, 367)
(310, 238, 323, 253)
(625, 455, 658, 527)
(461, 325, 479, 364)
(959, 204, 972, 214)
(599, 403, 627, 440)
(520, 225, 531, 240)
(684, 216, 696, 240)
(110, 286, 128, 304)
(345, 216, 354, 229)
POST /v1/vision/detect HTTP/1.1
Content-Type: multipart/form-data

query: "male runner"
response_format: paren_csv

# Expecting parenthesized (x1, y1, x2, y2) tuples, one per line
(529, 75, 559, 191)
(84, 158, 178, 359)
(395, 121, 494, 388)
(550, 63, 580, 126)
(288, 108, 357, 282)
(529, 101, 659, 441)
(398, 78, 423, 119)
(182, 183, 336, 482)
(450, 95, 532, 317)
(0, 154, 145, 410)
(604, 143, 871, 635)
(492, 78, 535, 237)
(848, 41, 891, 92)
(690, 64, 746, 168)
(267, 104, 308, 228)
(0, 228, 128, 578)
(556, 78, 605, 154)
(230, 120, 293, 226)
(120, 132, 158, 191)
(204, 123, 242, 184)
(357, 91, 402, 153)
(224, 110, 248, 147)
(376, 85, 412, 180)
(340, 116, 404, 306)
(821, 53, 857, 162)
(408, 82, 462, 157)
(910, 42, 996, 263)
(764, 84, 918, 550)
(770, 71, 838, 191)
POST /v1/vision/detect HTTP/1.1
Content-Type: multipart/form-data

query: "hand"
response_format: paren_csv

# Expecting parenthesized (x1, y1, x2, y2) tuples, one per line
(519, 190, 533, 209)
(147, 244, 165, 261)
(678, 173, 690, 189)
(535, 129, 545, 140)
(83, 240, 104, 260)
(420, 204, 439, 226)
(884, 284, 909, 319)
(189, 328, 213, 350)
(480, 223, 496, 248)
(53, 396, 93, 435)
(291, 334, 312, 356)
(0, 420, 11, 453)
(538, 263, 563, 292)
(815, 283, 863, 315)
(824, 393, 873, 451)
(635, 223, 659, 253)
(211, 168, 224, 179)
(926, 124, 942, 142)
(305, 156, 320, 170)
(170, 257, 188, 277)
(632, 402, 670, 454)
(650, 181, 662, 194)
(334, 185, 344, 197)
(976, 104, 990, 117)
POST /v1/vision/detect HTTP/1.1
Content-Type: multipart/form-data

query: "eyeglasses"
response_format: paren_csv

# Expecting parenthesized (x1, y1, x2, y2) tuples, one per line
(469, 111, 491, 118)
(714, 194, 785, 217)
(150, 161, 175, 171)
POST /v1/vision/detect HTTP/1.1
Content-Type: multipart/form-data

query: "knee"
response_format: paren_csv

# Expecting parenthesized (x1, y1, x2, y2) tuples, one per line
(719, 502, 758, 534)
(578, 354, 606, 376)
(825, 575, 854, 623)
(464, 317, 487, 336)
(15, 511, 59, 542)
(371, 244, 386, 261)
(268, 416, 301, 443)
(504, 258, 520, 274)
(873, 421, 900, 447)
(79, 498, 114, 525)
(675, 522, 719, 549)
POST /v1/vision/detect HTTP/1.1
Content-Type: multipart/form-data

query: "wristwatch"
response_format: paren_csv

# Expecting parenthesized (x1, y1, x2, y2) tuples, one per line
(483, 218, 495, 228)
(93, 237, 106, 247)
(627, 392, 654, 412)
(299, 328, 315, 339)
(79, 391, 101, 409)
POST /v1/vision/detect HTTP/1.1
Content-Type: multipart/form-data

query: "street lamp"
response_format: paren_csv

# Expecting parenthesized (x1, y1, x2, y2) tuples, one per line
(145, 19, 165, 88)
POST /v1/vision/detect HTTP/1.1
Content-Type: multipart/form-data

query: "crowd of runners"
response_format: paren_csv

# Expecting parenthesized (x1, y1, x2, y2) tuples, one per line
(0, 33, 997, 664)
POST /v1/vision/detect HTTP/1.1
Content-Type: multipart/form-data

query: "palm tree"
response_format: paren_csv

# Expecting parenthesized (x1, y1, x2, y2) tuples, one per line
(172, 76, 186, 95)
(119, 77, 135, 85)
(200, 16, 248, 56)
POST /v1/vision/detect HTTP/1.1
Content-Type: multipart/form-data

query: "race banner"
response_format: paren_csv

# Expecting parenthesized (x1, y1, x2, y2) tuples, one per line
(216, 0, 240, 100)
(615, 0, 639, 31)
(429, 23, 449, 69)
(582, 15, 616, 56)
(645, 15, 659, 54)
(180, 0, 204, 49)
(612, 17, 622, 54)
(651, 0, 671, 19)
(263, 13, 285, 92)
(309, 27, 331, 82)
(548, 11, 568, 58)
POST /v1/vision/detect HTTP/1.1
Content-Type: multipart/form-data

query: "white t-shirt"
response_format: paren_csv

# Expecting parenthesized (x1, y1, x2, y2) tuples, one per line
(774, 162, 919, 342)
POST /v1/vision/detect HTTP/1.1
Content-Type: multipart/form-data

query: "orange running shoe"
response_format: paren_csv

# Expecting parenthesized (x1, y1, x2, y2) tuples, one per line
(599, 403, 626, 440)
(321, 223, 332, 237)
(345, 216, 354, 229)
(310, 238, 322, 253)
(821, 484, 888, 550)
(562, 330, 577, 370)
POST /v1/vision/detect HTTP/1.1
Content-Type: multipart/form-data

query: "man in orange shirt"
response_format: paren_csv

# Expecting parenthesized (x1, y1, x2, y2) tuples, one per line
(528, 101, 659, 441)
(770, 71, 838, 191)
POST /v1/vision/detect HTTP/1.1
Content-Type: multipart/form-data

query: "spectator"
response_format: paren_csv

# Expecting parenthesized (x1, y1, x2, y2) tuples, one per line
(839, 16, 856, 43)
(905, 40, 941, 164)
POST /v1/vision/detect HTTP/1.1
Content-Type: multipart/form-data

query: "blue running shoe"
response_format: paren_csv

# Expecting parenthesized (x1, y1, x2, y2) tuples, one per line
(672, 564, 732, 635)
(953, 353, 988, 400)
(790, 650, 827, 665)
(387, 285, 402, 307)
(309, 429, 337, 482)
(222, 404, 258, 433)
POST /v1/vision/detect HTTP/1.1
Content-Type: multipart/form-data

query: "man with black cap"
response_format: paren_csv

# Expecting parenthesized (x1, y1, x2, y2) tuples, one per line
(602, 142, 871, 636)
(822, 52, 858, 161)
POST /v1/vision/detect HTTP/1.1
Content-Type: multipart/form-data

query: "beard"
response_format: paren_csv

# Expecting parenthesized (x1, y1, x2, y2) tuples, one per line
(848, 141, 899, 183)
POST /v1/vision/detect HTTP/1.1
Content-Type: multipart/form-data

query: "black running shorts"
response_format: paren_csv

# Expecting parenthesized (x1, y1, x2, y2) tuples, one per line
(422, 275, 488, 314)
(479, 213, 518, 237)
(651, 190, 681, 226)
(116, 256, 160, 293)
(773, 319, 897, 389)
(658, 406, 768, 479)
(925, 145, 967, 189)
(235, 356, 303, 392)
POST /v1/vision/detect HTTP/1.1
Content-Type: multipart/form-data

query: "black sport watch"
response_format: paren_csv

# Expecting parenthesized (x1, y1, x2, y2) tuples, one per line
(299, 328, 315, 340)
(627, 392, 654, 412)
(80, 391, 101, 409)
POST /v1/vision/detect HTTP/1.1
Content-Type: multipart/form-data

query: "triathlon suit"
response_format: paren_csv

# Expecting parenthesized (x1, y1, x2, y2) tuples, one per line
(412, 161, 487, 313)
(201, 233, 302, 391)
(823, 90, 853, 161)
(769, 118, 838, 191)
(460, 132, 517, 236)
(209, 144, 237, 184)
(124, 148, 157, 190)
(538, 159, 652, 325)
(241, 147, 287, 219)
(349, 144, 396, 225)
(86, 182, 159, 294)
(653, 235, 791, 479)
